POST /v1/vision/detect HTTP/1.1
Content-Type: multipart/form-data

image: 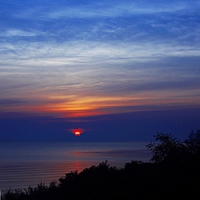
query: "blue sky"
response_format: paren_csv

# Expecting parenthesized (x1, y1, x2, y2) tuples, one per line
(0, 0, 200, 142)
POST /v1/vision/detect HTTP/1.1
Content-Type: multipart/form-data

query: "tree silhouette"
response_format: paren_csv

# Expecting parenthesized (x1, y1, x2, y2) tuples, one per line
(146, 131, 200, 165)
(185, 129, 200, 156)
(146, 133, 187, 164)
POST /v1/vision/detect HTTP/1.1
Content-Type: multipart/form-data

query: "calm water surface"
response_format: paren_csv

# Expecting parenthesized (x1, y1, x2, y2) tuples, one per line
(0, 142, 151, 192)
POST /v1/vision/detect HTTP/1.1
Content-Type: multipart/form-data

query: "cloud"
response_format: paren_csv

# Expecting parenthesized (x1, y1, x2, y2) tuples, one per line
(0, 40, 200, 98)
(2, 1, 200, 47)
(1, 40, 199, 67)
(18, 1, 199, 20)
(0, 29, 44, 37)
(0, 99, 28, 106)
(0, 0, 200, 117)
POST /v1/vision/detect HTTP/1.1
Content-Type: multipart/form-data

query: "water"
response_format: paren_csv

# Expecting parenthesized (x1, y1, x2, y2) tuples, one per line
(0, 142, 151, 192)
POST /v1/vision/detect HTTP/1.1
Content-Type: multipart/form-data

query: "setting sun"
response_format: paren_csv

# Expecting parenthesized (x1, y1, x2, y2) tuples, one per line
(72, 129, 83, 136)
(75, 131, 81, 136)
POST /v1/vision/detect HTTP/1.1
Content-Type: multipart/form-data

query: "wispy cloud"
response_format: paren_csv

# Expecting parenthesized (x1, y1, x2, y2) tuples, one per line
(1, 40, 199, 66)
(15, 1, 200, 20)
(0, 29, 44, 37)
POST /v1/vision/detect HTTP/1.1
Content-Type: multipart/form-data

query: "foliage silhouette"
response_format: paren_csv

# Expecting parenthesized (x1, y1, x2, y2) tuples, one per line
(146, 133, 186, 164)
(146, 130, 200, 164)
(2, 130, 200, 200)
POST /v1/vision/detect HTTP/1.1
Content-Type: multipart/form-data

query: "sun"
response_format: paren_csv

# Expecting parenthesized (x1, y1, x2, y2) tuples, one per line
(72, 129, 83, 136)
(74, 131, 81, 136)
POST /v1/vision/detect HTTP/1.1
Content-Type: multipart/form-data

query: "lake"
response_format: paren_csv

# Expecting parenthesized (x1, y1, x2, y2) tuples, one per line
(0, 142, 151, 192)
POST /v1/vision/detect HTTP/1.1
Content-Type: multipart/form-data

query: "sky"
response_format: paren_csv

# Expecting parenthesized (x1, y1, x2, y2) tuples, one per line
(0, 0, 200, 142)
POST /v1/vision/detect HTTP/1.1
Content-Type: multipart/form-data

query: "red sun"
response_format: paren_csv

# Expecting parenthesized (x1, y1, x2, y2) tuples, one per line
(74, 131, 81, 136)
(72, 129, 83, 136)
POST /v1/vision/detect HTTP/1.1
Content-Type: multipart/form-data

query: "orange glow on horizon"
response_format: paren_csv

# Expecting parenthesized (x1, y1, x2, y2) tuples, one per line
(2, 91, 200, 118)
